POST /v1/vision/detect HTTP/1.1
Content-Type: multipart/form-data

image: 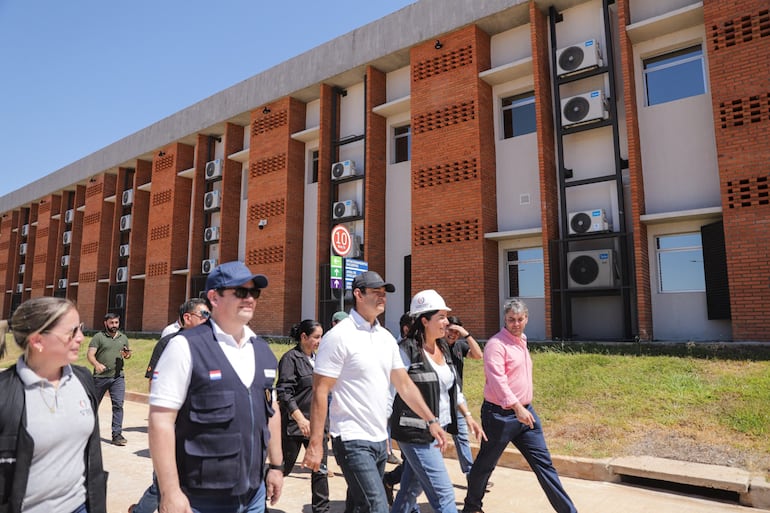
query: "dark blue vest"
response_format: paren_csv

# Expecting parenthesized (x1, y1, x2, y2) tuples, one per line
(175, 322, 277, 496)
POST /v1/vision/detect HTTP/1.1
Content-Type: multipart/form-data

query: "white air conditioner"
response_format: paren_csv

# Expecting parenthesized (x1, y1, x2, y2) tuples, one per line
(115, 293, 126, 309)
(122, 189, 134, 206)
(61, 255, 70, 267)
(333, 200, 359, 220)
(116, 266, 128, 283)
(62, 231, 72, 245)
(204, 226, 220, 243)
(64, 209, 75, 224)
(567, 250, 618, 289)
(204, 190, 221, 211)
(556, 39, 602, 77)
(561, 90, 608, 127)
(119, 244, 130, 257)
(205, 159, 223, 180)
(15, 284, 24, 294)
(18, 264, 25, 274)
(58, 278, 68, 289)
(20, 224, 29, 237)
(19, 243, 27, 255)
(568, 209, 611, 235)
(120, 214, 132, 231)
(202, 258, 218, 274)
(331, 160, 359, 181)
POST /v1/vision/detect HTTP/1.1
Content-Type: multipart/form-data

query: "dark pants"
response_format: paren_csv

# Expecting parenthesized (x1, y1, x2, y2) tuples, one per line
(93, 376, 125, 436)
(463, 401, 577, 513)
(332, 437, 389, 513)
(282, 435, 329, 513)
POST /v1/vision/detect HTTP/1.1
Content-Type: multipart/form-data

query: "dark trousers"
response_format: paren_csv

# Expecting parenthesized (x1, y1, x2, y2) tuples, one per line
(282, 435, 329, 513)
(463, 401, 577, 513)
(93, 376, 125, 436)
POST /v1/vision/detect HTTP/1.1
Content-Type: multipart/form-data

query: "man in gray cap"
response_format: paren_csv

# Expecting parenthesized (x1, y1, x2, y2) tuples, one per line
(303, 271, 447, 513)
(148, 261, 284, 513)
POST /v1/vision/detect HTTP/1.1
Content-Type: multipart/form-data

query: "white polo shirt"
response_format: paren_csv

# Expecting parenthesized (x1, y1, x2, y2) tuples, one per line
(315, 309, 404, 442)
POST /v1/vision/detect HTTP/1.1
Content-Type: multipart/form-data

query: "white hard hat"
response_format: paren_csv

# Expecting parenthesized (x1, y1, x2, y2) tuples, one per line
(409, 289, 451, 317)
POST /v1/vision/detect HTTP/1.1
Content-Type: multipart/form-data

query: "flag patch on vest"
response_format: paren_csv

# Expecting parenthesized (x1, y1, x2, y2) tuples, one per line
(209, 370, 222, 381)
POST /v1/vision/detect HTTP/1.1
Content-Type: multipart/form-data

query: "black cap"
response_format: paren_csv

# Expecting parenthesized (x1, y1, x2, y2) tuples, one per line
(351, 271, 395, 293)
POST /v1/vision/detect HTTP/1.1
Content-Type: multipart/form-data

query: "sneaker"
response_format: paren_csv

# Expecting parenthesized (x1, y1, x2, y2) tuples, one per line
(112, 434, 127, 446)
(387, 452, 402, 465)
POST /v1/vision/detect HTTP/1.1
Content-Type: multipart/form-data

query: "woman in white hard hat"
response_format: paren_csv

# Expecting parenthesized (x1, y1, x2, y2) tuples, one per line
(389, 290, 485, 513)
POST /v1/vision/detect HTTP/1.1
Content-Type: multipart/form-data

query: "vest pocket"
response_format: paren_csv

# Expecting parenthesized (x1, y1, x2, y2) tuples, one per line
(188, 391, 235, 424)
(184, 432, 242, 489)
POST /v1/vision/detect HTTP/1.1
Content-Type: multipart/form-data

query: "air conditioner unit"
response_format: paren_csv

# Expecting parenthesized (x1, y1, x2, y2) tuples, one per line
(202, 258, 218, 274)
(18, 264, 25, 274)
(119, 244, 130, 257)
(568, 209, 611, 235)
(62, 231, 72, 245)
(58, 278, 68, 289)
(567, 250, 618, 289)
(205, 159, 223, 180)
(120, 214, 132, 231)
(556, 39, 602, 77)
(64, 209, 74, 224)
(114, 293, 126, 309)
(116, 266, 128, 283)
(204, 226, 220, 243)
(204, 190, 221, 211)
(122, 189, 134, 206)
(61, 255, 70, 267)
(331, 160, 359, 181)
(20, 224, 29, 237)
(561, 90, 608, 127)
(19, 243, 27, 255)
(333, 200, 359, 220)
(15, 284, 24, 294)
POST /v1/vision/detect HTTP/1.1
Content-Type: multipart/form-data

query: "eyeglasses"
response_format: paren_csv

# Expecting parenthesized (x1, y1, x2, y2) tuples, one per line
(45, 322, 86, 343)
(221, 287, 261, 299)
(189, 310, 211, 319)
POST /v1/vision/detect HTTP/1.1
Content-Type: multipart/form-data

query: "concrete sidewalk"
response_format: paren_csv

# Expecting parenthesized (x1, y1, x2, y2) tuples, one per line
(101, 399, 765, 512)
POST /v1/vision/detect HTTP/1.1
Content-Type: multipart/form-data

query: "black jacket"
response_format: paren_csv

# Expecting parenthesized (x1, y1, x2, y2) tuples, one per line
(0, 364, 107, 513)
(390, 337, 459, 444)
(276, 345, 316, 438)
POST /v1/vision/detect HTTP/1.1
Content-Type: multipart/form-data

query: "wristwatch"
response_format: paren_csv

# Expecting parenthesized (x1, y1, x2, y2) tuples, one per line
(268, 463, 284, 472)
(427, 417, 440, 426)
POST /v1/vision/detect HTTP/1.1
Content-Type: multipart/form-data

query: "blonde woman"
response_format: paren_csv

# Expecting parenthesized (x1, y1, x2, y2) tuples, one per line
(0, 297, 107, 513)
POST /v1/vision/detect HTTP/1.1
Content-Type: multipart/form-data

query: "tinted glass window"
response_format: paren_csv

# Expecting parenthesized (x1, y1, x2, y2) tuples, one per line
(644, 45, 706, 106)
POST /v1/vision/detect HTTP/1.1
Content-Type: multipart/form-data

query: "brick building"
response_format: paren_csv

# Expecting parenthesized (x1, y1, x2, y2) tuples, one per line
(0, 0, 768, 341)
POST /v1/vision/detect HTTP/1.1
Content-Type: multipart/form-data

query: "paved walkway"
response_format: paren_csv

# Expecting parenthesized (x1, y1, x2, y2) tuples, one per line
(101, 399, 760, 513)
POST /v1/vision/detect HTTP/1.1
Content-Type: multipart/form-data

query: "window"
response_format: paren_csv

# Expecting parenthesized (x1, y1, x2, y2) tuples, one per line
(394, 125, 411, 163)
(656, 233, 705, 292)
(310, 149, 319, 184)
(506, 248, 544, 298)
(644, 45, 706, 106)
(501, 92, 536, 139)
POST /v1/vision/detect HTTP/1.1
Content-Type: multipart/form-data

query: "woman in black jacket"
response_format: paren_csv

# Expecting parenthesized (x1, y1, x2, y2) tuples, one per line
(276, 319, 329, 513)
(0, 297, 107, 513)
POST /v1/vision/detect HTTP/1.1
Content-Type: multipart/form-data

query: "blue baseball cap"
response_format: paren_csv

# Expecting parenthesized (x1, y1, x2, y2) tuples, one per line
(206, 261, 268, 291)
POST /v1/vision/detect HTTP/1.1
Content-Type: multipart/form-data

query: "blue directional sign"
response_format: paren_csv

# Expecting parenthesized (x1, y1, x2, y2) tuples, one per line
(344, 259, 368, 290)
(330, 256, 343, 289)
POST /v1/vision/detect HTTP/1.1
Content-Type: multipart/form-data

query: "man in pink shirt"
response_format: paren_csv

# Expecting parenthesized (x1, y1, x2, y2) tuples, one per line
(462, 299, 578, 513)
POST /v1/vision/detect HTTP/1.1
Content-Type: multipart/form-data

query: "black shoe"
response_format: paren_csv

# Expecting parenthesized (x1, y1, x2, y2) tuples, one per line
(112, 434, 127, 446)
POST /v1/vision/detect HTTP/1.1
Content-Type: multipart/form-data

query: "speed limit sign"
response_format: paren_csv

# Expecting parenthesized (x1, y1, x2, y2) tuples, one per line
(331, 225, 353, 257)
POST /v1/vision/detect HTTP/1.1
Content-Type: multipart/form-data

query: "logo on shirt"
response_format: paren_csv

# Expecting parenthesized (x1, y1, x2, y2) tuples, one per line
(209, 370, 222, 381)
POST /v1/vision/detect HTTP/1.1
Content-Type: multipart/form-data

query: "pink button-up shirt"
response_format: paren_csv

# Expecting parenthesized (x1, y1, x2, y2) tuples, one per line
(482, 328, 532, 409)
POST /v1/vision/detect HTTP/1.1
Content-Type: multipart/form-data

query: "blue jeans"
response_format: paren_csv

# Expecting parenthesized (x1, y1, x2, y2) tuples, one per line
(187, 482, 265, 513)
(392, 439, 458, 513)
(453, 412, 474, 475)
(93, 376, 125, 436)
(463, 401, 576, 513)
(331, 437, 389, 513)
(131, 472, 159, 513)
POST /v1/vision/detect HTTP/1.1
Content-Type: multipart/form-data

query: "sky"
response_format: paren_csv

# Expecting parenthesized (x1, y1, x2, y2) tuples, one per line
(0, 0, 416, 198)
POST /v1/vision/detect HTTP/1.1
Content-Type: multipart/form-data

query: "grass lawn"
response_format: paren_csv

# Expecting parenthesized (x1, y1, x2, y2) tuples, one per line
(3, 334, 768, 472)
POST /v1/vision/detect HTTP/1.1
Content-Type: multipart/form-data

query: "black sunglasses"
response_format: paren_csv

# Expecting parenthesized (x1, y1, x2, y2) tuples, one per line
(221, 287, 261, 299)
(189, 310, 211, 319)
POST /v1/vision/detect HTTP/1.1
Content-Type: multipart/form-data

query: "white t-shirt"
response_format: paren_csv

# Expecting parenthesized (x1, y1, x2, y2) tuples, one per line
(424, 352, 454, 427)
(160, 321, 181, 338)
(150, 320, 258, 410)
(315, 309, 405, 442)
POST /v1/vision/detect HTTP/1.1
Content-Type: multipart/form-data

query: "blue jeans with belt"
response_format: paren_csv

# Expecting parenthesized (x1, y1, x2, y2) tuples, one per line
(463, 401, 577, 513)
(332, 437, 389, 513)
(392, 438, 458, 513)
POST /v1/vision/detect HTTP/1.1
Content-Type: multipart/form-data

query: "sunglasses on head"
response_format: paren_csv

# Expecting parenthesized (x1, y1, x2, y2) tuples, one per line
(190, 310, 211, 319)
(221, 287, 261, 299)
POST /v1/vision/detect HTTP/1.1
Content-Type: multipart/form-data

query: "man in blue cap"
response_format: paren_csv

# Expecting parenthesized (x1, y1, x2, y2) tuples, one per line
(148, 261, 284, 513)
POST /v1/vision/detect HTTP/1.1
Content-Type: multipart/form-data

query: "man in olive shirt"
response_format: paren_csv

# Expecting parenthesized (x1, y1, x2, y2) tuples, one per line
(87, 312, 131, 446)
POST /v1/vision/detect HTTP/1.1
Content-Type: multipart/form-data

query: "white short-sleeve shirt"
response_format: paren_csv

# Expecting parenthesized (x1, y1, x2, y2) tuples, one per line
(315, 309, 404, 442)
